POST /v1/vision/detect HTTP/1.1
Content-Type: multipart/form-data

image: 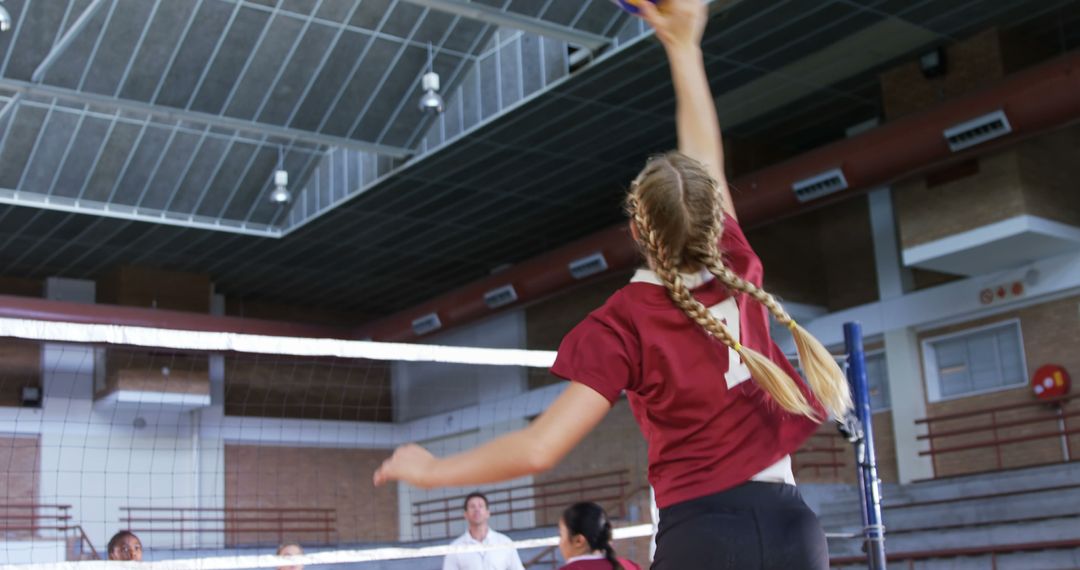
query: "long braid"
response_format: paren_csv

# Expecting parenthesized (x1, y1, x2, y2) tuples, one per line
(678, 153, 849, 419)
(704, 252, 853, 419)
(631, 200, 818, 418)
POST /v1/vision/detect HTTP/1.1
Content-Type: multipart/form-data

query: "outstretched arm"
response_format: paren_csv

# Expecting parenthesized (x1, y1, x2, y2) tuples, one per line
(639, 0, 736, 220)
(373, 383, 610, 488)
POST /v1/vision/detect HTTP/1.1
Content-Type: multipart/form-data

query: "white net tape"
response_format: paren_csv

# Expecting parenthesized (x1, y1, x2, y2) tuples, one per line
(0, 317, 557, 368)
(0, 316, 650, 569)
(0, 525, 654, 569)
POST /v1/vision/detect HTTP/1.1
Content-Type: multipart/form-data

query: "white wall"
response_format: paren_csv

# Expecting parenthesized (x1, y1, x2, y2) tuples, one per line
(393, 311, 529, 422)
(36, 278, 201, 553)
(2, 539, 66, 564)
(398, 418, 536, 542)
(392, 311, 535, 541)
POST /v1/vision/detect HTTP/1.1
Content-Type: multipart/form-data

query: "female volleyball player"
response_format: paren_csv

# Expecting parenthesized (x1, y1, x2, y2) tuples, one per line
(558, 502, 640, 570)
(276, 542, 304, 570)
(375, 1, 852, 568)
(107, 531, 143, 561)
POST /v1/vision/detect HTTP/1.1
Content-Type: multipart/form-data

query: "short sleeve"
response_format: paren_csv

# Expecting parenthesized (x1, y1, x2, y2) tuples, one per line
(550, 315, 634, 405)
(719, 214, 764, 286)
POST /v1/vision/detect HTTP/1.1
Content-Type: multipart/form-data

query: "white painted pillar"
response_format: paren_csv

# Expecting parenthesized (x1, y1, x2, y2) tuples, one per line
(869, 188, 914, 299)
(40, 278, 102, 551)
(194, 293, 227, 548)
(882, 328, 934, 482)
(867, 189, 934, 482)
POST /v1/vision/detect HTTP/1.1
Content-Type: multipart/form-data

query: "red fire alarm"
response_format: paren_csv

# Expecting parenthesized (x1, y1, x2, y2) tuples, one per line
(1031, 364, 1070, 400)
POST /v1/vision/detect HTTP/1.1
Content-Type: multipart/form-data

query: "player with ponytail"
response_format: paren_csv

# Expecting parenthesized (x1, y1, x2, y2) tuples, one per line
(558, 502, 639, 570)
(376, 1, 849, 567)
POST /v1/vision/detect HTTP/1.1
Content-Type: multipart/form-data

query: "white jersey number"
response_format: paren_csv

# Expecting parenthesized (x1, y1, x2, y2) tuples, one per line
(709, 297, 751, 389)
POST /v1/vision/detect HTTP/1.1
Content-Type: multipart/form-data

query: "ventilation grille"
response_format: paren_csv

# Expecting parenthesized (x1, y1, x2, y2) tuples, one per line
(792, 168, 848, 203)
(411, 313, 442, 336)
(483, 285, 518, 309)
(944, 110, 1012, 152)
(569, 252, 608, 280)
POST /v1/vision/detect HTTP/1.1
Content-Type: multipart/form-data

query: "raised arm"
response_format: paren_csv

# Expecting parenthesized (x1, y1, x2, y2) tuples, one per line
(639, 0, 736, 220)
(373, 383, 610, 488)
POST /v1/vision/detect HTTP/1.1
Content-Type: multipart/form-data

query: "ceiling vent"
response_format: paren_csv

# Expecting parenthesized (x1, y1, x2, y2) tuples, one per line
(792, 168, 848, 203)
(944, 110, 1012, 152)
(483, 285, 518, 309)
(569, 252, 608, 280)
(411, 313, 442, 336)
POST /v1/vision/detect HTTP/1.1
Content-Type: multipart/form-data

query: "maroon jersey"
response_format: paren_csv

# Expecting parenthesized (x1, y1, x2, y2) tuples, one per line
(551, 215, 821, 508)
(560, 556, 641, 570)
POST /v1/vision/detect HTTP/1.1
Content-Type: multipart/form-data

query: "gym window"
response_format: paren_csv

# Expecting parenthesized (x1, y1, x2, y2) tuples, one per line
(863, 351, 890, 412)
(790, 351, 889, 412)
(922, 320, 1027, 402)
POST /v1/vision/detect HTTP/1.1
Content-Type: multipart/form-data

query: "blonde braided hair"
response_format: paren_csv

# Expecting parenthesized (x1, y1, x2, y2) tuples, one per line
(627, 152, 852, 420)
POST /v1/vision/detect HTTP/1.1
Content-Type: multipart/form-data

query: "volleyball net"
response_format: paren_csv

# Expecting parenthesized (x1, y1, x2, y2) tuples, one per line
(0, 312, 654, 569)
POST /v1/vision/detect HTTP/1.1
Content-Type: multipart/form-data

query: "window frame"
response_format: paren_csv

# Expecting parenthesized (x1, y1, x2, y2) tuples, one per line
(921, 318, 1028, 403)
(862, 349, 891, 413)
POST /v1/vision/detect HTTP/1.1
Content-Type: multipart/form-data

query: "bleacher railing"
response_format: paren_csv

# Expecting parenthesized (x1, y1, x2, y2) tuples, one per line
(792, 432, 848, 479)
(413, 469, 630, 540)
(120, 506, 336, 548)
(831, 538, 1080, 568)
(916, 394, 1077, 478)
(0, 503, 98, 560)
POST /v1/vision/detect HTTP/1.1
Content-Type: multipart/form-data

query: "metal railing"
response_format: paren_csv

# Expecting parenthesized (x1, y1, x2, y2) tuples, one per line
(831, 538, 1080, 568)
(792, 432, 848, 479)
(916, 394, 1077, 478)
(120, 506, 336, 548)
(413, 469, 630, 540)
(0, 503, 98, 560)
(523, 545, 560, 569)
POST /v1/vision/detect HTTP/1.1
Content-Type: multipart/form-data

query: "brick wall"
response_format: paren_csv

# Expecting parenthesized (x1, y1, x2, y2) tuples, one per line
(747, 212, 828, 307)
(97, 266, 211, 313)
(1017, 124, 1080, 227)
(0, 435, 40, 538)
(881, 22, 1079, 251)
(815, 197, 879, 311)
(224, 356, 392, 422)
(880, 28, 1007, 120)
(919, 294, 1080, 477)
(0, 339, 40, 407)
(533, 401, 648, 523)
(894, 149, 1025, 249)
(750, 196, 878, 311)
(0, 434, 39, 500)
(98, 348, 210, 398)
(896, 125, 1080, 251)
(0, 275, 42, 297)
(0, 279, 43, 406)
(224, 445, 397, 545)
(793, 412, 898, 484)
(225, 298, 371, 327)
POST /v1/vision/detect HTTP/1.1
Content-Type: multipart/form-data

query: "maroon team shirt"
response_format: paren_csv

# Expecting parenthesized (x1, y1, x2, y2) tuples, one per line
(551, 214, 822, 509)
(560, 556, 641, 570)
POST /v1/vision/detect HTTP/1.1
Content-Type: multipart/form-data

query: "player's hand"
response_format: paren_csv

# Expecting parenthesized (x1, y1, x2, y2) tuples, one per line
(636, 0, 707, 54)
(373, 443, 438, 488)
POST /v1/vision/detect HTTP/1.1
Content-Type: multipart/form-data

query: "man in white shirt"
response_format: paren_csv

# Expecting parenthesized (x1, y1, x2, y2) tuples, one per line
(443, 492, 525, 570)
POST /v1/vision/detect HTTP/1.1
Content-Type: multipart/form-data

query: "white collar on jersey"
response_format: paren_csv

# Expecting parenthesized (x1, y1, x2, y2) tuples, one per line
(564, 553, 606, 564)
(631, 267, 715, 289)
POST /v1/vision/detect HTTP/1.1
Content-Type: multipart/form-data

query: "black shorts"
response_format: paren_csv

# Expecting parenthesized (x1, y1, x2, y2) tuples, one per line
(652, 481, 829, 570)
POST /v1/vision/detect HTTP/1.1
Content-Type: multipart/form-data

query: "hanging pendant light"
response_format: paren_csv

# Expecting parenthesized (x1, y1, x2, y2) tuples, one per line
(418, 42, 444, 114)
(269, 146, 290, 204)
